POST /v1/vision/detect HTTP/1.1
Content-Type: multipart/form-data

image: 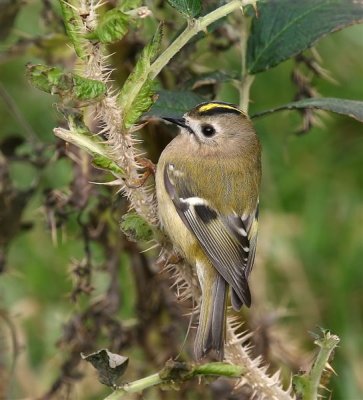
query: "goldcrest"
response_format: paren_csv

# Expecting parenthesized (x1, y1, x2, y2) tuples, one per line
(156, 101, 261, 360)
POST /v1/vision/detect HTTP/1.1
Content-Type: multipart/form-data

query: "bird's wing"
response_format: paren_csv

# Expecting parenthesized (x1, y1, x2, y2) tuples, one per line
(164, 163, 259, 309)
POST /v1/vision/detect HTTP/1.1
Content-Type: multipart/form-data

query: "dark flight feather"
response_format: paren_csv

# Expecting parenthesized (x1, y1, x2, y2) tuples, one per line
(164, 163, 259, 309)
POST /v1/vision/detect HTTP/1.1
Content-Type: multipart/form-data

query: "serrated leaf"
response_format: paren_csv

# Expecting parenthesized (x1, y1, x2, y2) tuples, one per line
(247, 0, 363, 74)
(92, 155, 125, 175)
(146, 89, 205, 118)
(251, 97, 363, 123)
(59, 0, 88, 59)
(144, 24, 163, 63)
(167, 0, 201, 18)
(124, 79, 156, 128)
(27, 64, 106, 101)
(72, 74, 107, 101)
(118, 24, 163, 127)
(81, 349, 129, 387)
(86, 9, 130, 43)
(120, 212, 153, 242)
(55, 112, 123, 176)
(27, 64, 64, 94)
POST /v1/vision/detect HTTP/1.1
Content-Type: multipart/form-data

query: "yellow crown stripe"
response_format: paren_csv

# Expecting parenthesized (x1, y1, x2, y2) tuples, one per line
(198, 103, 242, 114)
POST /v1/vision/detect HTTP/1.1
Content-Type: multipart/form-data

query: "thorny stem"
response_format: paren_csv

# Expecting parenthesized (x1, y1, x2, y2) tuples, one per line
(304, 332, 340, 400)
(63, 0, 158, 224)
(104, 361, 245, 400)
(225, 319, 293, 400)
(166, 260, 294, 400)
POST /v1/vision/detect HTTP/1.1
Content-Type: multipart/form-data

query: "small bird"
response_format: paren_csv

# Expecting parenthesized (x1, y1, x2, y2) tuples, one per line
(156, 101, 261, 360)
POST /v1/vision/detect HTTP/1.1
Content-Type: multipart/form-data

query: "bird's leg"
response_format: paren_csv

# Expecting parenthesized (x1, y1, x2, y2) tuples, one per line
(137, 157, 156, 175)
(156, 248, 183, 270)
(125, 157, 156, 188)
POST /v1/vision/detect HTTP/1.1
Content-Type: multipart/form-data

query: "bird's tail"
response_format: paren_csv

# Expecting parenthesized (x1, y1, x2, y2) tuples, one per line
(194, 263, 227, 360)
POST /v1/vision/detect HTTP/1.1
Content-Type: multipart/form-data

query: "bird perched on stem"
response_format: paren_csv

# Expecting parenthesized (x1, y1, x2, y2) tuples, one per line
(156, 101, 261, 360)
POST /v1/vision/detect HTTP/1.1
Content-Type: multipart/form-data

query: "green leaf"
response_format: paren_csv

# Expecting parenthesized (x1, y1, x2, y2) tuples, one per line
(27, 64, 106, 101)
(92, 155, 125, 175)
(27, 64, 64, 94)
(292, 374, 310, 398)
(124, 79, 156, 127)
(86, 9, 130, 44)
(55, 112, 125, 177)
(147, 26, 164, 62)
(146, 89, 205, 118)
(72, 74, 107, 101)
(118, 24, 163, 127)
(247, 0, 363, 74)
(59, 0, 88, 59)
(167, 0, 201, 18)
(251, 97, 363, 123)
(120, 212, 153, 242)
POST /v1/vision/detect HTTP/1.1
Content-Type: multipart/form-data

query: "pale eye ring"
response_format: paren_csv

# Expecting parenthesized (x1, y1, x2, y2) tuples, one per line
(201, 124, 216, 137)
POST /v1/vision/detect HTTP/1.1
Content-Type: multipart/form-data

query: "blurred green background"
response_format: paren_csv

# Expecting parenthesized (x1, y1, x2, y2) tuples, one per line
(0, 1, 363, 399)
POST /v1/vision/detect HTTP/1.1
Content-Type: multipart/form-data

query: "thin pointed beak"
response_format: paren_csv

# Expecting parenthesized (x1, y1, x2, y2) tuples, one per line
(162, 117, 188, 129)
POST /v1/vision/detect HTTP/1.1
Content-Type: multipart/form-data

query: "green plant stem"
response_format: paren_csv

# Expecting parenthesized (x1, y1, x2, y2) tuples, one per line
(105, 373, 161, 399)
(118, 0, 256, 123)
(240, 75, 254, 113)
(238, 13, 254, 113)
(150, 0, 256, 79)
(303, 332, 340, 400)
(104, 362, 245, 399)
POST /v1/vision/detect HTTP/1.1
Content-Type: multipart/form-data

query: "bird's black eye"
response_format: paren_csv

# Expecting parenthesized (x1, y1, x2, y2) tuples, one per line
(201, 124, 216, 137)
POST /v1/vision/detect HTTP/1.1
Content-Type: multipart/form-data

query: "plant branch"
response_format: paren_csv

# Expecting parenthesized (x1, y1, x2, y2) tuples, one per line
(239, 75, 254, 113)
(238, 13, 254, 112)
(301, 331, 340, 400)
(150, 0, 257, 79)
(225, 318, 294, 400)
(121, 1, 257, 114)
(104, 361, 245, 400)
(64, 0, 158, 224)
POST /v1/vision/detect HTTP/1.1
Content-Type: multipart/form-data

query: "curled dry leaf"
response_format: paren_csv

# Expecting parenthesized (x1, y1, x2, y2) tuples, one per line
(81, 349, 129, 387)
